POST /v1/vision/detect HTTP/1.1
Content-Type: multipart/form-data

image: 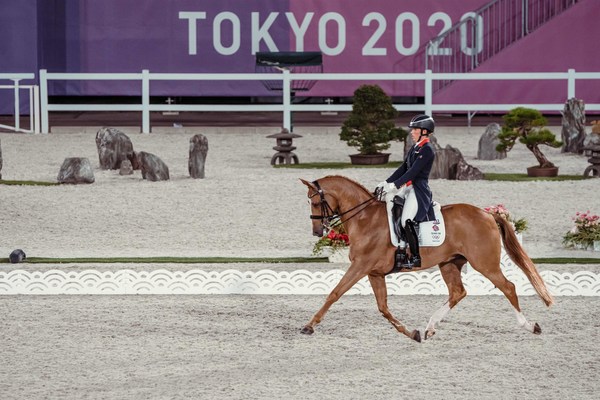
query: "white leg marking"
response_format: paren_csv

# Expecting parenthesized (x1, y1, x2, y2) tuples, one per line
(514, 309, 535, 332)
(426, 302, 451, 333)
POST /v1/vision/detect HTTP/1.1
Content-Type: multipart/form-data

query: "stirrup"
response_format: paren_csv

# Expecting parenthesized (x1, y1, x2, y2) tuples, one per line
(406, 255, 421, 269)
(387, 248, 418, 274)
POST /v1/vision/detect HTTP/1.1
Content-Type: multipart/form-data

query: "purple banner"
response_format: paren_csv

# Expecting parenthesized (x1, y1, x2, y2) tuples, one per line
(1, 0, 599, 112)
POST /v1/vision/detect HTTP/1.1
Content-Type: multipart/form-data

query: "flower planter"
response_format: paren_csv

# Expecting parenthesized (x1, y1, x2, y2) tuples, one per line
(328, 247, 350, 263)
(349, 153, 390, 165)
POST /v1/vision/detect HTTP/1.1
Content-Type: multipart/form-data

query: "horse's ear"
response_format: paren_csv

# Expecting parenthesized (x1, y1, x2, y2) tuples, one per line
(299, 178, 317, 190)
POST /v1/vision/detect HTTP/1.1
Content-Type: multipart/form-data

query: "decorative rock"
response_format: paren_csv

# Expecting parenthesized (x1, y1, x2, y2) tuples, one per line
(57, 157, 95, 184)
(477, 123, 506, 160)
(431, 144, 484, 180)
(95, 127, 135, 170)
(188, 134, 209, 178)
(584, 121, 600, 150)
(561, 98, 586, 154)
(455, 158, 485, 180)
(138, 151, 170, 181)
(119, 159, 134, 175)
(9, 249, 26, 264)
(405, 135, 482, 180)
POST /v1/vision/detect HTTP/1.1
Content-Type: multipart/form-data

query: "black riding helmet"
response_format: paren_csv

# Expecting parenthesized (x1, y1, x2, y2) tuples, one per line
(408, 114, 435, 134)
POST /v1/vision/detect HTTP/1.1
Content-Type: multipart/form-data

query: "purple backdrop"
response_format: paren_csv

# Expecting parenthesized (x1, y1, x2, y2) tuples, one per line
(0, 0, 598, 114)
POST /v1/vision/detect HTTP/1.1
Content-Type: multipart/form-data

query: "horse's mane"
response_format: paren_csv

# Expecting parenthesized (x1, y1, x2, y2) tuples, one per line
(320, 175, 373, 197)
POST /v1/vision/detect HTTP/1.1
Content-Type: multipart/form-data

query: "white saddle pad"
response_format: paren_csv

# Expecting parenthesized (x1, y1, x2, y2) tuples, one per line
(418, 202, 446, 247)
(386, 201, 446, 247)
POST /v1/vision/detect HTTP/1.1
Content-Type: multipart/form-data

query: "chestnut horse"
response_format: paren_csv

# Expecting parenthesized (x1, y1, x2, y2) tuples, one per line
(300, 175, 553, 342)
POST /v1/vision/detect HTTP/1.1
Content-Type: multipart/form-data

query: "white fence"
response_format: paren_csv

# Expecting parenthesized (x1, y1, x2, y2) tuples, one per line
(0, 73, 39, 133)
(4, 69, 600, 134)
(1, 268, 598, 296)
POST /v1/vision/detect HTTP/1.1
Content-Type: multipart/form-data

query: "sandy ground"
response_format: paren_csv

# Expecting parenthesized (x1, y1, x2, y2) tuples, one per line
(1, 123, 599, 399)
(0, 124, 598, 260)
(0, 295, 598, 399)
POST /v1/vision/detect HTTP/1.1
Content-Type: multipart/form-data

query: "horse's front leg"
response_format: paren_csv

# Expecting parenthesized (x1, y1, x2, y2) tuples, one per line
(424, 259, 468, 340)
(301, 263, 367, 335)
(368, 274, 421, 342)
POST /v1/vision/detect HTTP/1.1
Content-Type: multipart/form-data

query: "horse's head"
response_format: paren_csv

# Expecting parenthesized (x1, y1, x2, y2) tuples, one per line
(300, 178, 340, 237)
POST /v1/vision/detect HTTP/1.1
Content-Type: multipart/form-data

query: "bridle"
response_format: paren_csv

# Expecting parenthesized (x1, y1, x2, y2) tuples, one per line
(308, 180, 378, 231)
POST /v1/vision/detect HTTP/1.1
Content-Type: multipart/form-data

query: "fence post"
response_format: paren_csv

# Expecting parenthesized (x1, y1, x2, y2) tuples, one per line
(33, 85, 40, 134)
(12, 79, 20, 132)
(567, 69, 576, 99)
(425, 69, 433, 116)
(282, 69, 291, 131)
(142, 69, 150, 134)
(39, 69, 49, 134)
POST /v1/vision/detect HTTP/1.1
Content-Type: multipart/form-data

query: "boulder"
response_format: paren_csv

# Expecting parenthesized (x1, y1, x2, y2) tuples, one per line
(431, 144, 484, 180)
(9, 249, 26, 264)
(95, 127, 135, 170)
(404, 135, 482, 180)
(561, 98, 586, 154)
(138, 151, 170, 181)
(455, 158, 485, 180)
(188, 134, 209, 179)
(119, 159, 134, 175)
(57, 157, 95, 184)
(477, 123, 506, 160)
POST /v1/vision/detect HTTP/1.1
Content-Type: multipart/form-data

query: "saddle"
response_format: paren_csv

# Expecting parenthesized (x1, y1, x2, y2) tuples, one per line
(386, 197, 446, 274)
(390, 196, 436, 246)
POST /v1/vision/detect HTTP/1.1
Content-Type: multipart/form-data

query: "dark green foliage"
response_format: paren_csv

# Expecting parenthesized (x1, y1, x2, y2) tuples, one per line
(0, 179, 58, 186)
(340, 84, 407, 155)
(496, 107, 562, 168)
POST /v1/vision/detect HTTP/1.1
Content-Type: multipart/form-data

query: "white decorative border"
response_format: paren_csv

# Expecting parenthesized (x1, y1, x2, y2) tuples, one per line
(0, 268, 598, 296)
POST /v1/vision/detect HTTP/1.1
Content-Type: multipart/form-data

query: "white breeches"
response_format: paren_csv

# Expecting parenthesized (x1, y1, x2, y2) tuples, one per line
(400, 186, 418, 227)
(385, 185, 417, 247)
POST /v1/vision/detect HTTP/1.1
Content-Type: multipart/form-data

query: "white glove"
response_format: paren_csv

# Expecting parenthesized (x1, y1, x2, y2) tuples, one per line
(375, 181, 387, 190)
(383, 182, 397, 194)
(383, 182, 399, 201)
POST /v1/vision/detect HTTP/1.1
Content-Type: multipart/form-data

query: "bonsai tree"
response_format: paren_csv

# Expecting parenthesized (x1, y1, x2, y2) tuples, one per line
(340, 84, 406, 155)
(496, 107, 562, 169)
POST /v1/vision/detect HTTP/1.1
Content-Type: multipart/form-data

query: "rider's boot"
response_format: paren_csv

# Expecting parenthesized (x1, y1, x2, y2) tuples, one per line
(404, 220, 421, 268)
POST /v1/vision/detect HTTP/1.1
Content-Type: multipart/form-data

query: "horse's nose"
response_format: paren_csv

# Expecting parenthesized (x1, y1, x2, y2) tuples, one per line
(312, 225, 324, 237)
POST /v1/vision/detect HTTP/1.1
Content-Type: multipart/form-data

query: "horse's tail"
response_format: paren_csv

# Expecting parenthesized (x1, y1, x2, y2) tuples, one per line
(493, 214, 554, 307)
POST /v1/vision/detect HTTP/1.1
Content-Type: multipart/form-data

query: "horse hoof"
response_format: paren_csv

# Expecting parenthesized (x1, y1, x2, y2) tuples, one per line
(533, 323, 542, 335)
(411, 330, 421, 343)
(425, 330, 436, 340)
(300, 326, 314, 335)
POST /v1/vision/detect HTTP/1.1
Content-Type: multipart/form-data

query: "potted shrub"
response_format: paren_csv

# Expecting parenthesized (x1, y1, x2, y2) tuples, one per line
(496, 107, 563, 177)
(340, 84, 407, 165)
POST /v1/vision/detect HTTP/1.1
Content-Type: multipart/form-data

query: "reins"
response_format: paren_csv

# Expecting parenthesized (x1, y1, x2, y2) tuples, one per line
(309, 180, 378, 228)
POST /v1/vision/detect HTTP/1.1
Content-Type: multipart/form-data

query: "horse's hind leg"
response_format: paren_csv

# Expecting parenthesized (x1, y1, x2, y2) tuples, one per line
(424, 259, 468, 340)
(300, 265, 367, 335)
(471, 260, 542, 335)
(368, 275, 421, 342)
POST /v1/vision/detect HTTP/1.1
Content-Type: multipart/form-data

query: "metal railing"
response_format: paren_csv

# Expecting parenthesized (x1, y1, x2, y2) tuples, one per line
(425, 0, 580, 92)
(39, 68, 600, 133)
(0, 73, 39, 133)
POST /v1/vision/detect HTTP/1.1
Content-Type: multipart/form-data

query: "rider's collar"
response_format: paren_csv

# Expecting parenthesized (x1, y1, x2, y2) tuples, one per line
(415, 137, 430, 147)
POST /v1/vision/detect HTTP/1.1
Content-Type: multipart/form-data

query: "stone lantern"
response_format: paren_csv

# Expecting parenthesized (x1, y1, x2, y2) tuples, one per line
(266, 128, 302, 165)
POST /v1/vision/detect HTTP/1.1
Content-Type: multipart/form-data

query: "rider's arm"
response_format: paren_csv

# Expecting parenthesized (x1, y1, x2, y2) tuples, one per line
(386, 162, 408, 187)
